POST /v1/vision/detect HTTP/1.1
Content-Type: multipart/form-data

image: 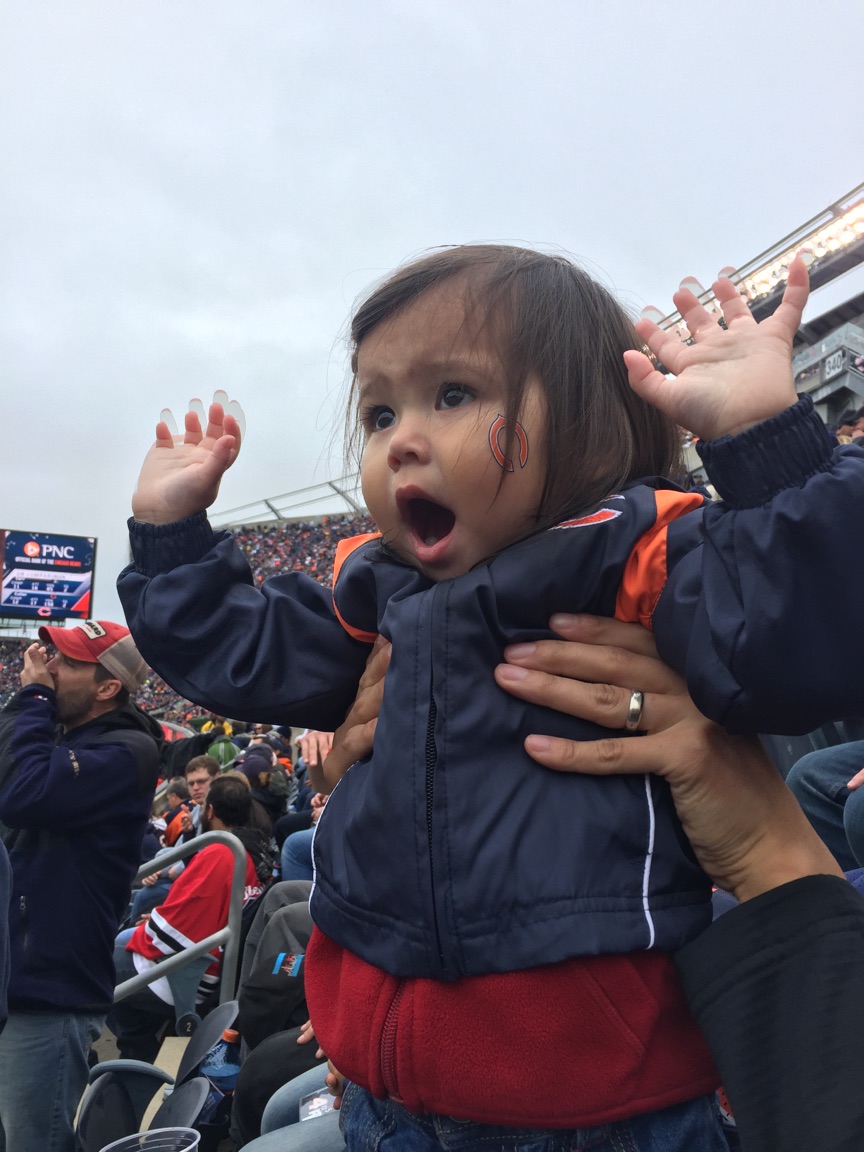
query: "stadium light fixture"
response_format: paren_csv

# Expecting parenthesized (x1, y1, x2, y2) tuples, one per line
(642, 182, 864, 335)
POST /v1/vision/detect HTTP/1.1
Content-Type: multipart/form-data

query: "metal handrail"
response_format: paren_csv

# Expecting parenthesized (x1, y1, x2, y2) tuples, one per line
(113, 830, 248, 1006)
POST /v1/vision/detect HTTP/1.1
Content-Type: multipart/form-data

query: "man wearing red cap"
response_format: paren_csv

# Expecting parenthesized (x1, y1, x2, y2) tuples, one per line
(0, 620, 162, 1152)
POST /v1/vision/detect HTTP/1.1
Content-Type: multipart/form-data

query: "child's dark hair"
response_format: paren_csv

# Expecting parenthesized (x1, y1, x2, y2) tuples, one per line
(347, 245, 681, 528)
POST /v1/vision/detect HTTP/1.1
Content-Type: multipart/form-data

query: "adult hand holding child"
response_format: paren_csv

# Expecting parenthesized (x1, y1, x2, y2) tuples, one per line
(495, 613, 841, 903)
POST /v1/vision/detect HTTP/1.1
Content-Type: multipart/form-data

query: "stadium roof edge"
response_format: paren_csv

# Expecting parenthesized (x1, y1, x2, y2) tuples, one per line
(211, 474, 365, 531)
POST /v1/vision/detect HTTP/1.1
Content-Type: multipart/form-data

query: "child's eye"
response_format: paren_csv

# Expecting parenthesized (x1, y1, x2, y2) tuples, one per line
(438, 383, 474, 410)
(363, 405, 396, 433)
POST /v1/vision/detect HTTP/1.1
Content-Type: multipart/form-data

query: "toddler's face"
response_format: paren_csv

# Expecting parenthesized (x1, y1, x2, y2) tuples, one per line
(357, 282, 546, 581)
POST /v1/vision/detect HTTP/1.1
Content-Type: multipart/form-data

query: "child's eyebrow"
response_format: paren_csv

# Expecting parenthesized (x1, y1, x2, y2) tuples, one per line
(359, 352, 490, 389)
(356, 380, 379, 405)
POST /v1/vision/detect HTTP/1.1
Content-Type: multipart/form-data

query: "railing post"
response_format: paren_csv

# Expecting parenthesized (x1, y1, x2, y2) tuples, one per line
(113, 830, 249, 1007)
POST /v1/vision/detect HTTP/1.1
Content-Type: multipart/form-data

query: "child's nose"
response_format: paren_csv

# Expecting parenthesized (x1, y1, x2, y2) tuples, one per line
(387, 414, 431, 470)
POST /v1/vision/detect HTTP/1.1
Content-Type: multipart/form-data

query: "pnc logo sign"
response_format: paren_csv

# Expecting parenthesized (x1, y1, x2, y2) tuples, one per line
(23, 542, 40, 557)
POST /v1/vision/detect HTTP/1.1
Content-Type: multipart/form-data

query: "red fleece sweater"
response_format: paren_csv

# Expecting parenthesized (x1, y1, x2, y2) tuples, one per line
(306, 927, 719, 1128)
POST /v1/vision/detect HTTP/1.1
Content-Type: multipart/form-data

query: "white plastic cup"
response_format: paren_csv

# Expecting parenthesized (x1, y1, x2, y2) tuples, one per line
(98, 1128, 200, 1152)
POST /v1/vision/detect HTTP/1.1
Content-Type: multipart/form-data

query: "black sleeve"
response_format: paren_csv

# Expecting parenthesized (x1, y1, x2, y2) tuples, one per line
(676, 875, 864, 1152)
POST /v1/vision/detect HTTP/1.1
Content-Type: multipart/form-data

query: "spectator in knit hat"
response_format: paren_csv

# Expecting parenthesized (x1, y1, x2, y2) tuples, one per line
(238, 745, 286, 828)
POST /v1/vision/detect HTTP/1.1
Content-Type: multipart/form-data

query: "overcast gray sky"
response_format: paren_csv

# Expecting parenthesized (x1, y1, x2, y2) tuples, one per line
(2, 0, 862, 624)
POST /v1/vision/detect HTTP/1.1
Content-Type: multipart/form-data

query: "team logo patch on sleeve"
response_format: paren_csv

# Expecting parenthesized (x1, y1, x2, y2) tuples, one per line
(553, 508, 623, 529)
(272, 951, 304, 977)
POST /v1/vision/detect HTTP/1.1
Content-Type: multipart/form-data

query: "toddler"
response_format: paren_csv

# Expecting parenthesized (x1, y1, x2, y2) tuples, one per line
(120, 245, 844, 1150)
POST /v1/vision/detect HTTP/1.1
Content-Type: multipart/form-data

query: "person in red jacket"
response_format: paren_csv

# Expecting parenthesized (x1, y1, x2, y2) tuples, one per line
(109, 773, 268, 1062)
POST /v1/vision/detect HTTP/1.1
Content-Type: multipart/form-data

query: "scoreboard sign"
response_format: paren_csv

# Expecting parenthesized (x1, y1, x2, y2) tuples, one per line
(1, 529, 96, 620)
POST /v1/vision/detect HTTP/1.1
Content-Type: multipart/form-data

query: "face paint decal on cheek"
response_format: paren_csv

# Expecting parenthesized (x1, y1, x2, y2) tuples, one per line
(488, 414, 529, 471)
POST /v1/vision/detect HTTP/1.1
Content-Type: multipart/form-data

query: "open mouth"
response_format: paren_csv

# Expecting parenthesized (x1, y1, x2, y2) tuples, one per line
(403, 497, 456, 548)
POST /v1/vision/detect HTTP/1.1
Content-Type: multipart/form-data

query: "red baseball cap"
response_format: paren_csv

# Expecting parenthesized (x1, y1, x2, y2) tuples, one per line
(38, 619, 149, 693)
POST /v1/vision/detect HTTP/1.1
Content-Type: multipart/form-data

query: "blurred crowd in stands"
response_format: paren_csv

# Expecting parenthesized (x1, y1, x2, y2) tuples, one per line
(0, 512, 374, 716)
(235, 513, 375, 585)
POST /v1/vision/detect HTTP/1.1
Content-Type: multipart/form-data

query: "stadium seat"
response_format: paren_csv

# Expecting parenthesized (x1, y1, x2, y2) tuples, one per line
(75, 1062, 173, 1152)
(174, 999, 239, 1087)
(168, 953, 216, 1036)
(149, 1076, 211, 1130)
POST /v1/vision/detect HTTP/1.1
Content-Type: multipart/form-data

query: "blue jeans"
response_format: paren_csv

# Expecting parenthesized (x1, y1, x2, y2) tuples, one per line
(281, 828, 316, 882)
(786, 740, 864, 869)
(338, 1085, 729, 1151)
(241, 1065, 345, 1151)
(0, 1008, 104, 1152)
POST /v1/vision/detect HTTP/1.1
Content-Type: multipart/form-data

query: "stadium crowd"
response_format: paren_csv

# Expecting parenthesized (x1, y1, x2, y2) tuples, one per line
(235, 513, 376, 584)
(0, 512, 374, 717)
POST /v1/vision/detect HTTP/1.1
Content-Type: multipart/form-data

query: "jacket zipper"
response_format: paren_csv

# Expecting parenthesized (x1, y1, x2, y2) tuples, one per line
(425, 682, 446, 972)
(379, 978, 406, 1100)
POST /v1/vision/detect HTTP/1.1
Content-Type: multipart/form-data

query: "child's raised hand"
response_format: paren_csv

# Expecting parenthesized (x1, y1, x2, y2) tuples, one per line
(624, 257, 809, 441)
(132, 392, 245, 525)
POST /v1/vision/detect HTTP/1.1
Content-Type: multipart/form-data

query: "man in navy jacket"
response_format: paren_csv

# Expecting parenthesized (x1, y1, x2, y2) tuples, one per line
(0, 620, 161, 1152)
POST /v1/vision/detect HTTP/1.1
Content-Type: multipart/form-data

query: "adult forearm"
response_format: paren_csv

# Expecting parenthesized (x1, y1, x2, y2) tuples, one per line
(677, 875, 864, 1152)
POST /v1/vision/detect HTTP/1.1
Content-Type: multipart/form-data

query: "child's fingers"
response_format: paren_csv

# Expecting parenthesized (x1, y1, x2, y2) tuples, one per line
(203, 403, 241, 468)
(155, 420, 176, 447)
(211, 390, 247, 438)
(189, 398, 207, 427)
(183, 409, 204, 445)
(671, 288, 716, 341)
(632, 320, 687, 371)
(203, 401, 227, 441)
(225, 398, 246, 439)
(770, 256, 810, 343)
(222, 414, 243, 459)
(712, 277, 752, 326)
(623, 349, 673, 413)
(159, 409, 179, 439)
(192, 435, 237, 483)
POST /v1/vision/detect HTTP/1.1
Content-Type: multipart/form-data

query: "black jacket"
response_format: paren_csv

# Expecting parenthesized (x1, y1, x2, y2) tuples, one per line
(677, 875, 864, 1152)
